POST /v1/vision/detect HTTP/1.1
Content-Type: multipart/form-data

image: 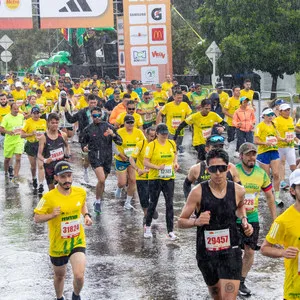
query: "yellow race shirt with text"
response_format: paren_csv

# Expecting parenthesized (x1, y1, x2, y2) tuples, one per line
(266, 205, 300, 300)
(255, 121, 279, 154)
(160, 101, 192, 135)
(0, 105, 11, 123)
(115, 127, 146, 161)
(116, 112, 143, 128)
(273, 116, 295, 148)
(144, 139, 176, 180)
(224, 96, 240, 126)
(22, 118, 47, 142)
(153, 90, 168, 105)
(131, 139, 149, 180)
(34, 187, 87, 257)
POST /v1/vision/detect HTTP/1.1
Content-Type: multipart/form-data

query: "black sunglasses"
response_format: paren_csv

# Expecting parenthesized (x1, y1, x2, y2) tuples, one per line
(207, 165, 228, 173)
(127, 108, 135, 111)
(125, 121, 134, 124)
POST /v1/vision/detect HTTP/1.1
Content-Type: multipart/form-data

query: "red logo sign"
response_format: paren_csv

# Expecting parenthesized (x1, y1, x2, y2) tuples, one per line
(152, 28, 164, 41)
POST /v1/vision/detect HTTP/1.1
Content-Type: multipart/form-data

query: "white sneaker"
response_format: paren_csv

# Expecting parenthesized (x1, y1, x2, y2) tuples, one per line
(83, 170, 89, 183)
(144, 226, 152, 238)
(115, 188, 122, 198)
(124, 201, 133, 210)
(234, 151, 240, 158)
(168, 232, 177, 241)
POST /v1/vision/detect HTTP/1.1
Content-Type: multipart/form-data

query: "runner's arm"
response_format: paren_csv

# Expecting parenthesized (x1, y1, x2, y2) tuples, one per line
(222, 107, 232, 118)
(62, 131, 71, 156)
(264, 188, 277, 221)
(260, 240, 286, 258)
(34, 212, 58, 223)
(156, 110, 163, 124)
(174, 121, 188, 137)
(37, 134, 50, 163)
(229, 163, 241, 184)
(235, 183, 247, 219)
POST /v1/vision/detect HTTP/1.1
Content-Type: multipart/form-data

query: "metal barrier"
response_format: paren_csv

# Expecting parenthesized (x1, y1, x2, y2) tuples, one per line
(260, 90, 294, 112)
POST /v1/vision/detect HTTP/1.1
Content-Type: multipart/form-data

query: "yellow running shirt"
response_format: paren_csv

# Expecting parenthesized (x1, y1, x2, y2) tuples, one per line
(266, 205, 300, 300)
(255, 121, 279, 154)
(131, 139, 149, 180)
(116, 112, 143, 128)
(144, 139, 176, 180)
(240, 89, 254, 101)
(153, 90, 168, 105)
(224, 96, 240, 126)
(22, 117, 47, 142)
(160, 101, 192, 135)
(185, 111, 223, 146)
(115, 127, 146, 161)
(273, 116, 295, 148)
(0, 105, 11, 123)
(34, 187, 87, 257)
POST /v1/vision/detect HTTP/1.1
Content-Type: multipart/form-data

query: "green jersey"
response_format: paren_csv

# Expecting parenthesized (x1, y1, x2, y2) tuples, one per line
(1, 113, 24, 145)
(137, 100, 156, 124)
(236, 163, 272, 223)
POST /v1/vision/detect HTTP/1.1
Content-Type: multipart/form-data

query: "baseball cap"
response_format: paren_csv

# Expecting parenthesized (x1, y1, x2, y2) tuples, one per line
(275, 99, 285, 106)
(279, 103, 291, 111)
(239, 142, 257, 154)
(127, 84, 133, 90)
(65, 73, 71, 78)
(84, 89, 90, 95)
(240, 96, 250, 103)
(124, 115, 135, 123)
(289, 169, 300, 186)
(156, 84, 162, 88)
(114, 89, 121, 94)
(54, 161, 73, 176)
(45, 82, 51, 87)
(31, 106, 40, 114)
(60, 90, 67, 97)
(44, 77, 49, 80)
(206, 135, 225, 146)
(15, 82, 22, 88)
(215, 83, 224, 89)
(261, 108, 276, 117)
(156, 123, 169, 134)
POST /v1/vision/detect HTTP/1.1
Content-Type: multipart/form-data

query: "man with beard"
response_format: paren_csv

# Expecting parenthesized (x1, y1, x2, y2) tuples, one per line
(34, 161, 92, 300)
(236, 142, 276, 296)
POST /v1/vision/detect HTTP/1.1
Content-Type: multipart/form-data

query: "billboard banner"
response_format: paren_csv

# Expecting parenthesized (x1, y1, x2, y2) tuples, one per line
(117, 17, 126, 82)
(0, 0, 33, 29)
(122, 0, 173, 85)
(40, 0, 114, 29)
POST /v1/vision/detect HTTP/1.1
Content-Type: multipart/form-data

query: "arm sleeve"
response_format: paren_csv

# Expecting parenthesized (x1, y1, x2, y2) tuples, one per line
(183, 177, 193, 199)
(175, 121, 188, 135)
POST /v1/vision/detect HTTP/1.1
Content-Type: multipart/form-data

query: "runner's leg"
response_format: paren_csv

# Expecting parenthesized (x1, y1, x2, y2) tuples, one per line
(69, 252, 86, 297)
(53, 264, 67, 299)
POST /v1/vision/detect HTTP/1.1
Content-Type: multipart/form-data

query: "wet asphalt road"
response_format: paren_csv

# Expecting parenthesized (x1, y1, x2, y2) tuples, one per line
(0, 129, 293, 300)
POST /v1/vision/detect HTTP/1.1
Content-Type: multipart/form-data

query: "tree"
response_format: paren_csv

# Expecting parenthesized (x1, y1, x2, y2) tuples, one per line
(195, 0, 300, 93)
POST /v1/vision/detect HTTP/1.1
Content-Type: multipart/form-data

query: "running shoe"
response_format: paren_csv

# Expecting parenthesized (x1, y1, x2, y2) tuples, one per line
(8, 166, 14, 179)
(9, 177, 19, 188)
(280, 181, 289, 189)
(38, 184, 44, 195)
(153, 210, 159, 220)
(144, 226, 153, 238)
(83, 169, 89, 183)
(124, 201, 134, 210)
(56, 296, 65, 300)
(143, 216, 146, 226)
(239, 282, 251, 296)
(275, 199, 284, 208)
(32, 178, 38, 189)
(93, 201, 102, 214)
(168, 232, 177, 241)
(72, 292, 81, 300)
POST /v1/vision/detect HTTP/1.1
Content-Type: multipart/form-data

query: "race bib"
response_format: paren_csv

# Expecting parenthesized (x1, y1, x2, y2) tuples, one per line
(50, 147, 64, 161)
(285, 132, 294, 142)
(204, 229, 231, 251)
(61, 219, 80, 239)
(16, 100, 23, 107)
(124, 147, 135, 157)
(244, 193, 256, 212)
(202, 128, 212, 139)
(13, 126, 22, 134)
(159, 165, 173, 178)
(266, 136, 277, 145)
(46, 99, 53, 106)
(172, 118, 181, 128)
(144, 113, 153, 122)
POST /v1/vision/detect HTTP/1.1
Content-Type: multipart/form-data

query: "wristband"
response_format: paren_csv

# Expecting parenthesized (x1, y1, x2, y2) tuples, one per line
(84, 213, 92, 218)
(241, 216, 248, 222)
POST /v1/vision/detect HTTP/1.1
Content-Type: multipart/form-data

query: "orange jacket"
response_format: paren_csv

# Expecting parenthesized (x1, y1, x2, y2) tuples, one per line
(232, 106, 256, 132)
(109, 102, 126, 124)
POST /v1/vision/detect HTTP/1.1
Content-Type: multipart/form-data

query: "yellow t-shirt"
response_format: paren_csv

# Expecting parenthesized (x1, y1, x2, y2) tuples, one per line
(153, 90, 168, 105)
(116, 112, 143, 128)
(121, 91, 140, 102)
(43, 90, 58, 110)
(131, 139, 149, 180)
(255, 121, 279, 154)
(185, 111, 223, 146)
(72, 87, 84, 97)
(240, 89, 254, 101)
(23, 77, 31, 84)
(0, 105, 11, 123)
(22, 118, 47, 142)
(266, 205, 300, 300)
(34, 187, 87, 257)
(105, 87, 114, 98)
(115, 127, 146, 161)
(36, 97, 47, 113)
(273, 116, 295, 148)
(144, 139, 177, 180)
(11, 90, 27, 106)
(224, 96, 240, 126)
(160, 101, 192, 135)
(161, 81, 173, 93)
(76, 97, 89, 110)
(219, 91, 230, 107)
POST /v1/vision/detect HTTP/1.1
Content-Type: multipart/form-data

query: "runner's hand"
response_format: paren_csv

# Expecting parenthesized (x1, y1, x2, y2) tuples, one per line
(119, 153, 128, 161)
(174, 162, 180, 171)
(84, 215, 93, 226)
(217, 126, 224, 134)
(283, 247, 299, 259)
(105, 128, 114, 136)
(196, 211, 210, 226)
(158, 164, 165, 170)
(52, 207, 61, 218)
(242, 222, 253, 236)
(44, 157, 53, 164)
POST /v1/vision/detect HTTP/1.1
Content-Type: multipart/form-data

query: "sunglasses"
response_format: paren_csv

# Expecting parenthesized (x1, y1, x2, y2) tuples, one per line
(208, 135, 225, 143)
(265, 113, 275, 117)
(127, 108, 135, 111)
(207, 165, 228, 173)
(92, 114, 101, 118)
(125, 121, 134, 124)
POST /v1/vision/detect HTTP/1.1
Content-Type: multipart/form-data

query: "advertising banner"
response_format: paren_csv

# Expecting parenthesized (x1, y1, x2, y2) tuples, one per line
(0, 0, 33, 29)
(122, 0, 173, 86)
(117, 17, 126, 82)
(40, 0, 114, 29)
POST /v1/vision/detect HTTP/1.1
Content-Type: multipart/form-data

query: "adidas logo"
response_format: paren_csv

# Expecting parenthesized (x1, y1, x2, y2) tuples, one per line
(59, 0, 92, 12)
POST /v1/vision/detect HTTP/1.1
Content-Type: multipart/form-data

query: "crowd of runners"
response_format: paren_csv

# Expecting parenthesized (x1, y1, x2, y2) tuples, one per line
(0, 71, 299, 300)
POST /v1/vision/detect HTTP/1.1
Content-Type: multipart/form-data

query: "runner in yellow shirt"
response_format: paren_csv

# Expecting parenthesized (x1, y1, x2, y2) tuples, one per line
(34, 161, 92, 300)
(261, 168, 300, 300)
(114, 115, 146, 209)
(240, 79, 255, 104)
(152, 84, 168, 107)
(43, 83, 58, 113)
(11, 81, 27, 107)
(115, 100, 143, 129)
(161, 74, 173, 96)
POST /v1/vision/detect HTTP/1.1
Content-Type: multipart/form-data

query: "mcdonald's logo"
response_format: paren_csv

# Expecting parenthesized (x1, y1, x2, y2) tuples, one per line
(152, 28, 164, 41)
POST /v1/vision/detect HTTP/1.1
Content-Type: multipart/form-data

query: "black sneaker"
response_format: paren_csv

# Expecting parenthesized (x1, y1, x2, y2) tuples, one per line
(239, 282, 251, 296)
(32, 178, 38, 189)
(8, 166, 14, 179)
(72, 292, 81, 300)
(38, 184, 44, 195)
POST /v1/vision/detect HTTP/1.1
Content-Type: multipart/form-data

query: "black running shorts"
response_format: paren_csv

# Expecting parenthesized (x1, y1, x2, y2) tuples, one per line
(88, 151, 111, 174)
(50, 247, 86, 267)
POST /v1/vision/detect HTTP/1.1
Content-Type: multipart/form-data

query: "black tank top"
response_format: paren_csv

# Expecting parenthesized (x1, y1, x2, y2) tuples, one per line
(43, 131, 65, 164)
(196, 161, 233, 184)
(196, 180, 241, 261)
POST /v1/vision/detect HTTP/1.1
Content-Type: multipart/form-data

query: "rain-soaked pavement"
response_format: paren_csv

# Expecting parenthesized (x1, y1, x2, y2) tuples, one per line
(0, 127, 293, 300)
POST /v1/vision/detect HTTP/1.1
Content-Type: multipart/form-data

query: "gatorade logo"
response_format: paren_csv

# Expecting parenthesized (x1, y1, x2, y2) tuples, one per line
(151, 8, 162, 21)
(5, 0, 20, 10)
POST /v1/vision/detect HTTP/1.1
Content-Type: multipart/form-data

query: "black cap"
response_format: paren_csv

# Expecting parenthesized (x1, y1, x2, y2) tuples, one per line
(127, 84, 133, 90)
(31, 106, 40, 114)
(54, 161, 73, 176)
(124, 115, 135, 123)
(156, 123, 169, 134)
(215, 83, 224, 89)
(206, 135, 225, 146)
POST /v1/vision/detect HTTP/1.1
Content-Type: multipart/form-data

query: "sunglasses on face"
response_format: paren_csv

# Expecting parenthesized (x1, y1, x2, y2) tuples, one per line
(92, 114, 101, 118)
(127, 108, 135, 111)
(207, 165, 228, 173)
(125, 121, 134, 124)
(265, 113, 275, 117)
(208, 135, 225, 144)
